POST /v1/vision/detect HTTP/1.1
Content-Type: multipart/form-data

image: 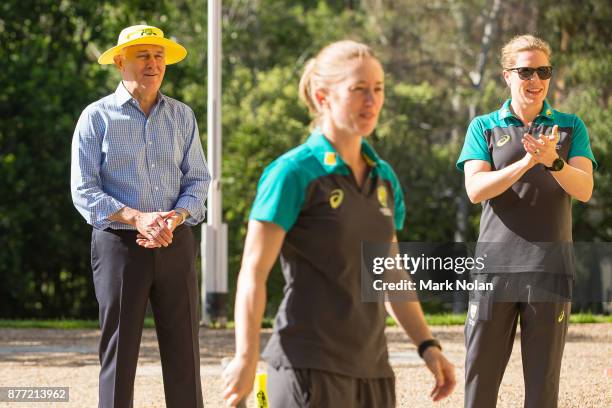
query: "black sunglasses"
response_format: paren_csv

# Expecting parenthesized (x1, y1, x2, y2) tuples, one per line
(506, 66, 553, 80)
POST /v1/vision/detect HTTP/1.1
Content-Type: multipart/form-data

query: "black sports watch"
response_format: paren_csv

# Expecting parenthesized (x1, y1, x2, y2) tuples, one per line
(545, 157, 565, 172)
(418, 338, 442, 358)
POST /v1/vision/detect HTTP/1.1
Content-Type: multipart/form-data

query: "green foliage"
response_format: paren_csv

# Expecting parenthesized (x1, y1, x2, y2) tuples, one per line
(0, 0, 204, 318)
(376, 79, 459, 242)
(221, 65, 310, 313)
(540, 0, 612, 241)
(0, 0, 112, 318)
(1, 0, 610, 318)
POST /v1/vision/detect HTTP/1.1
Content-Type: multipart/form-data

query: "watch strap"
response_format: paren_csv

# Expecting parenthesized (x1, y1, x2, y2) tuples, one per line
(545, 158, 564, 171)
(175, 209, 188, 225)
(418, 338, 442, 358)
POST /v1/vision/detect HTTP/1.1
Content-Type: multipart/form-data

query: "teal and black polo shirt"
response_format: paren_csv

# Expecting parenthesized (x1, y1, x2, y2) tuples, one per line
(457, 100, 597, 274)
(250, 129, 405, 378)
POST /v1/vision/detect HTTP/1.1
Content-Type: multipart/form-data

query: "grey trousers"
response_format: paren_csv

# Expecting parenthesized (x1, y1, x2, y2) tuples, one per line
(267, 365, 395, 408)
(91, 226, 203, 408)
(464, 299, 570, 408)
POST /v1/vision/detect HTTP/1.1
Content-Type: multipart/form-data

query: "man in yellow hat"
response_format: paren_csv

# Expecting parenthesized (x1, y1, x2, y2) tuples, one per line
(71, 25, 209, 408)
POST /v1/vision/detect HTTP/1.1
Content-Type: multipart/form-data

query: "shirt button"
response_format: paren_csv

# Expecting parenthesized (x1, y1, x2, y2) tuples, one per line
(158, 208, 163, 212)
(151, 164, 155, 168)
(155, 186, 159, 191)
(149, 141, 153, 145)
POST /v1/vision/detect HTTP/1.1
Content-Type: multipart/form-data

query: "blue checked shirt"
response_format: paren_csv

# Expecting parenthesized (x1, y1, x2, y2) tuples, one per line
(71, 82, 210, 230)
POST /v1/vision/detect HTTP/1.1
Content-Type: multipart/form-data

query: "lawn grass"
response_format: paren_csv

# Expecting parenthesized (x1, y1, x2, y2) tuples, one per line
(568, 313, 612, 324)
(0, 314, 609, 329)
(0, 318, 156, 330)
(385, 312, 612, 326)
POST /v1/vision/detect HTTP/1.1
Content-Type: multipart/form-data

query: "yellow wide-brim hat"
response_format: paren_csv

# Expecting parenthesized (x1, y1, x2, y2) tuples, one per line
(98, 24, 187, 65)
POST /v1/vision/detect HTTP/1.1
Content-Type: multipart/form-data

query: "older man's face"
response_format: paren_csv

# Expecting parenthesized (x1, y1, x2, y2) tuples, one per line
(116, 44, 166, 93)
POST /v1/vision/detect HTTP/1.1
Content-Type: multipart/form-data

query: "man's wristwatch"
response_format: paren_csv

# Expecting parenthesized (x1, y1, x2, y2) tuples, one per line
(175, 209, 188, 225)
(418, 338, 442, 358)
(545, 157, 565, 172)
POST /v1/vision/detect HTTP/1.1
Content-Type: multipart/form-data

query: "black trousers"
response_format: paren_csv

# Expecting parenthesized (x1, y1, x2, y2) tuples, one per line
(267, 366, 396, 408)
(464, 274, 571, 408)
(91, 225, 203, 408)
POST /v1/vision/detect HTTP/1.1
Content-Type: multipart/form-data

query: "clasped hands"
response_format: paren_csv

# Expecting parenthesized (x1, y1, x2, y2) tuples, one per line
(522, 124, 560, 168)
(134, 210, 184, 249)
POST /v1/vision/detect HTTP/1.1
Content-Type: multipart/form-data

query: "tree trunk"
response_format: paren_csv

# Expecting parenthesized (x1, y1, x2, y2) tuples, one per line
(452, 0, 502, 313)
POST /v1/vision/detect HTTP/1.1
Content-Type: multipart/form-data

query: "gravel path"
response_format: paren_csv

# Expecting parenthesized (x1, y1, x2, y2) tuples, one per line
(0, 324, 610, 407)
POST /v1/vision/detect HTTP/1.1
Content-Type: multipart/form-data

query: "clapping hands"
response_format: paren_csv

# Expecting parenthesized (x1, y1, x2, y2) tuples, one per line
(522, 124, 560, 167)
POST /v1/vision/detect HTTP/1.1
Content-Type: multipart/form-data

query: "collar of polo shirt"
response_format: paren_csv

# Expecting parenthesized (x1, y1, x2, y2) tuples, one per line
(306, 128, 382, 174)
(498, 99, 555, 123)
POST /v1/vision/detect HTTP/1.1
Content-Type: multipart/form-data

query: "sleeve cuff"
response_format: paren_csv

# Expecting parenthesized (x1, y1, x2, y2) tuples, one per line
(92, 198, 125, 230)
(175, 196, 205, 226)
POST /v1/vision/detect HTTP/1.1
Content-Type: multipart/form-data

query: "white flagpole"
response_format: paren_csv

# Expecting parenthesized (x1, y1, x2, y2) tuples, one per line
(202, 0, 228, 326)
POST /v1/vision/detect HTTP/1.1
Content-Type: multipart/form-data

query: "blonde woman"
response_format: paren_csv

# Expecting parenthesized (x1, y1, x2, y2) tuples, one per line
(222, 41, 455, 407)
(457, 35, 596, 408)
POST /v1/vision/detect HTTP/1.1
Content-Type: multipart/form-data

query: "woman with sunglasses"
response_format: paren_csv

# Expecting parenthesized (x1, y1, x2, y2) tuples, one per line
(222, 40, 456, 407)
(457, 34, 596, 408)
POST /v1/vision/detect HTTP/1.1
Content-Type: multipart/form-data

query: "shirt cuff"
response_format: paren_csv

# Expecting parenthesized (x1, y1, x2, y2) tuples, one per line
(174, 196, 205, 226)
(92, 198, 125, 230)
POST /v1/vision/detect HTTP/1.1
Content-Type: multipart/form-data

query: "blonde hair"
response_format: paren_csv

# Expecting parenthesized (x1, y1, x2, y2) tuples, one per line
(500, 34, 552, 69)
(298, 40, 377, 125)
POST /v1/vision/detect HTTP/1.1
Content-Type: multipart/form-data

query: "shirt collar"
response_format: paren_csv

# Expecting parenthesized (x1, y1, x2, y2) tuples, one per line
(306, 128, 382, 173)
(539, 99, 554, 121)
(114, 82, 166, 108)
(498, 99, 555, 122)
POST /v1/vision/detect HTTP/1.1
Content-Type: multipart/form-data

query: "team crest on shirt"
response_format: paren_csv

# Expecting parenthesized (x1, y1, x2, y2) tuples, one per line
(329, 189, 344, 209)
(377, 186, 392, 216)
(496, 135, 511, 147)
(324, 152, 337, 166)
(469, 302, 478, 326)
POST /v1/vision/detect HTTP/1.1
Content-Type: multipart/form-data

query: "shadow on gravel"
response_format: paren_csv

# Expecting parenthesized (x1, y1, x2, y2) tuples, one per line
(0, 328, 275, 368)
(385, 327, 462, 344)
(0, 325, 607, 370)
(565, 331, 610, 343)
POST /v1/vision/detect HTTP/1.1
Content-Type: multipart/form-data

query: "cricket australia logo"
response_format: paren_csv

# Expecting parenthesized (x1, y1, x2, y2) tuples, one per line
(324, 152, 337, 166)
(377, 185, 392, 217)
(140, 28, 157, 37)
(126, 28, 159, 40)
(468, 302, 478, 326)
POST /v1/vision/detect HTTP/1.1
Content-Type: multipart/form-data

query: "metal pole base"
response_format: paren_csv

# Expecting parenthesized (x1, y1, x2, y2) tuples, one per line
(200, 292, 228, 328)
